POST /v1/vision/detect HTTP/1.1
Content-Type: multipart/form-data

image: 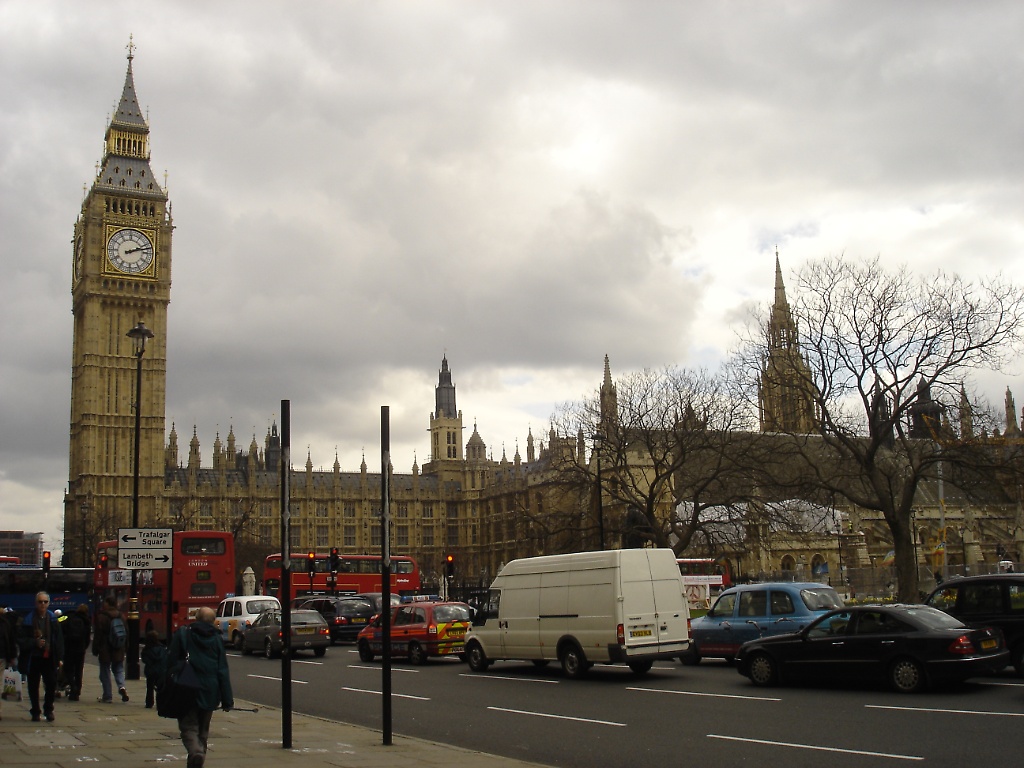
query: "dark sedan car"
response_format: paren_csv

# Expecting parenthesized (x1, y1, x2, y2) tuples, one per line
(296, 596, 376, 642)
(735, 604, 1008, 693)
(241, 609, 330, 658)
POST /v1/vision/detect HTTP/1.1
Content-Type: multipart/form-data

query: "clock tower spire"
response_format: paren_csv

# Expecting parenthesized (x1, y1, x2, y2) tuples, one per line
(64, 42, 172, 565)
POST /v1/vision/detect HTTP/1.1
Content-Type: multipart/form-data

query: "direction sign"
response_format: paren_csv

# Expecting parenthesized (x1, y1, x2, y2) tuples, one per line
(118, 527, 173, 570)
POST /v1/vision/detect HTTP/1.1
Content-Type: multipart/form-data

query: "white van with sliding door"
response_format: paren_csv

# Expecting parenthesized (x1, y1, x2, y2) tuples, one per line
(464, 548, 690, 678)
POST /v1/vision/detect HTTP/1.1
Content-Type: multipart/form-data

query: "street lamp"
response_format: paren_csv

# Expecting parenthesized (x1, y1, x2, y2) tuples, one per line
(126, 320, 153, 680)
(592, 433, 605, 551)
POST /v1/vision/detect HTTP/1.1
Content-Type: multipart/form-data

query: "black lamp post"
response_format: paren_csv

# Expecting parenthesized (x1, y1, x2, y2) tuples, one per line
(592, 433, 605, 551)
(126, 320, 153, 680)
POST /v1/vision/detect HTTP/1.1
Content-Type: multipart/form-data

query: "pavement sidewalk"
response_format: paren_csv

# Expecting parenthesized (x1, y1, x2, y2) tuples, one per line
(0, 662, 547, 768)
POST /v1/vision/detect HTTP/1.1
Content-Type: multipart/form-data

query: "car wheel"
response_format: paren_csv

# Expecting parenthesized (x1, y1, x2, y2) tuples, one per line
(314, 647, 327, 658)
(680, 649, 701, 666)
(357, 640, 375, 662)
(466, 641, 490, 672)
(890, 657, 925, 693)
(408, 642, 426, 665)
(746, 652, 779, 687)
(560, 643, 588, 679)
(264, 638, 275, 659)
(232, 632, 244, 651)
(1012, 644, 1024, 677)
(628, 660, 653, 676)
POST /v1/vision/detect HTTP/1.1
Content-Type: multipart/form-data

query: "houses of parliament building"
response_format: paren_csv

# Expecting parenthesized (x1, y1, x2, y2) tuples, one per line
(63, 49, 1024, 590)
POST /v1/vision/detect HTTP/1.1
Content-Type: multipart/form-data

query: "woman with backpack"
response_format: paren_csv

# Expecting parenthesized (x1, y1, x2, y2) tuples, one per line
(92, 596, 128, 703)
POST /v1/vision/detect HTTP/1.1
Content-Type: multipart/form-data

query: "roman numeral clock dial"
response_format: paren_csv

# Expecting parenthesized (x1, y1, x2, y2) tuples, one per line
(106, 227, 155, 275)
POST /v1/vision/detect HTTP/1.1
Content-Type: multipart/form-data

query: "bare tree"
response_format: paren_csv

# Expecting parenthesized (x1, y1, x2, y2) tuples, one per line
(737, 256, 1024, 600)
(549, 366, 768, 556)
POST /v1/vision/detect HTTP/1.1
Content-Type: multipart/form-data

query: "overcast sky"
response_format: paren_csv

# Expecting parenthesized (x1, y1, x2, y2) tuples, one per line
(2, 1, 1023, 557)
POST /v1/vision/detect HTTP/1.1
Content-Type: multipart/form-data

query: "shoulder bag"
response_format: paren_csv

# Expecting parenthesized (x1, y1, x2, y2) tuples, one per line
(156, 628, 202, 719)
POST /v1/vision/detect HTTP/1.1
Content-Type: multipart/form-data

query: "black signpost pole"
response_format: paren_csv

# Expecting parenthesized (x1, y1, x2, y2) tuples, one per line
(381, 406, 393, 746)
(280, 400, 292, 749)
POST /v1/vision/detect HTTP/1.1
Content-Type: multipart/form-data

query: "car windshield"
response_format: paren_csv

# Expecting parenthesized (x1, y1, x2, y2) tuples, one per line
(897, 605, 965, 630)
(433, 604, 472, 622)
(292, 610, 326, 625)
(800, 588, 844, 611)
(337, 600, 372, 616)
(245, 599, 278, 614)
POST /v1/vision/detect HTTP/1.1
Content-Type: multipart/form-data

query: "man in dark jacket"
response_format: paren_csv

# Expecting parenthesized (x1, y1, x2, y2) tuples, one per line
(92, 596, 128, 703)
(18, 591, 64, 722)
(61, 604, 92, 701)
(167, 606, 233, 768)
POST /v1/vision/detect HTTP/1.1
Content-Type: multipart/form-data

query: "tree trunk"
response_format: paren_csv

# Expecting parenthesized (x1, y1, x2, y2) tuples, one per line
(891, 520, 919, 602)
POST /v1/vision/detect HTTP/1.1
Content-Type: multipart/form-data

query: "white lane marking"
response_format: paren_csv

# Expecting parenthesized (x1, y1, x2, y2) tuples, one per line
(488, 706, 626, 727)
(458, 673, 559, 684)
(976, 679, 1024, 687)
(341, 686, 430, 701)
(867, 704, 1024, 718)
(627, 686, 780, 702)
(248, 674, 308, 684)
(708, 734, 923, 761)
(348, 664, 419, 673)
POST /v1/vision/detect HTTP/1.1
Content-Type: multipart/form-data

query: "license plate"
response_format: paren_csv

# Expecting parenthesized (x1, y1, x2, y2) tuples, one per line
(352, 618, 367, 624)
(981, 638, 997, 650)
(631, 629, 652, 638)
(295, 627, 314, 635)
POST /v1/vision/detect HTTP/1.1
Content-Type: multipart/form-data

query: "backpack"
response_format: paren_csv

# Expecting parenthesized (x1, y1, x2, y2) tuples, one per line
(108, 615, 127, 649)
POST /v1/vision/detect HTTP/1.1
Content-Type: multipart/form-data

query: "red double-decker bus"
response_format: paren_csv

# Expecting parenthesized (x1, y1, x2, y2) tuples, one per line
(94, 531, 235, 639)
(262, 552, 420, 602)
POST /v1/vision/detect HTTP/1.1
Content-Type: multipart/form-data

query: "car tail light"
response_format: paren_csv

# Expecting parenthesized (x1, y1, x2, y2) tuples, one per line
(428, 623, 437, 635)
(617, 624, 625, 645)
(947, 635, 975, 655)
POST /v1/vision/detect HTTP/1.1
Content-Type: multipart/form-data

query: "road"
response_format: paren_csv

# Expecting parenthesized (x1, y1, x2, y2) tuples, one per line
(229, 646, 1024, 767)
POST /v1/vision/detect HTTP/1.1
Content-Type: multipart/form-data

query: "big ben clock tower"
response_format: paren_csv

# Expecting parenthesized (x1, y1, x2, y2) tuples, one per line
(64, 42, 172, 565)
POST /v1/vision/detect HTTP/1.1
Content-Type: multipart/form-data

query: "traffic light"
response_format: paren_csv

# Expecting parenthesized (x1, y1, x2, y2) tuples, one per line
(99, 553, 109, 570)
(307, 551, 316, 578)
(42, 550, 51, 576)
(445, 553, 454, 580)
(329, 547, 340, 573)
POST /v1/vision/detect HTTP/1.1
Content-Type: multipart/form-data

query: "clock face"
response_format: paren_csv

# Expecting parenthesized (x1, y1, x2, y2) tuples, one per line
(106, 228, 154, 274)
(74, 236, 84, 281)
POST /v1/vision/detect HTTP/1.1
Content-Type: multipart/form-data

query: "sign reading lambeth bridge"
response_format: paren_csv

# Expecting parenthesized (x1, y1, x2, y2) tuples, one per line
(117, 527, 173, 570)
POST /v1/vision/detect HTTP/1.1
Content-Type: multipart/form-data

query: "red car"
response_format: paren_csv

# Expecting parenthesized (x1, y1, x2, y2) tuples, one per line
(357, 601, 473, 664)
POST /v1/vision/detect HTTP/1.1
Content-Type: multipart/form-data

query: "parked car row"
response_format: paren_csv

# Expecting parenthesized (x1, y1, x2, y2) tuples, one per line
(686, 574, 1021, 693)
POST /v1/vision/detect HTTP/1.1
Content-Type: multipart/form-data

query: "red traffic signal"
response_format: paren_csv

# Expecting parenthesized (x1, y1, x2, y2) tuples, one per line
(445, 553, 454, 578)
(329, 547, 340, 572)
(307, 551, 316, 575)
(99, 553, 109, 570)
(42, 550, 51, 575)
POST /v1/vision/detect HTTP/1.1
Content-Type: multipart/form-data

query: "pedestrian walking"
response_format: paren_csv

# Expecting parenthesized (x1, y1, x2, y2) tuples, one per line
(17, 591, 64, 722)
(141, 629, 167, 709)
(0, 604, 18, 720)
(166, 606, 233, 768)
(92, 596, 128, 703)
(61, 604, 92, 701)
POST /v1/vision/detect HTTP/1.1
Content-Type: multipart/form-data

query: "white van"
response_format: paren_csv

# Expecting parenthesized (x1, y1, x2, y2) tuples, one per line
(464, 548, 690, 678)
(215, 595, 281, 649)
